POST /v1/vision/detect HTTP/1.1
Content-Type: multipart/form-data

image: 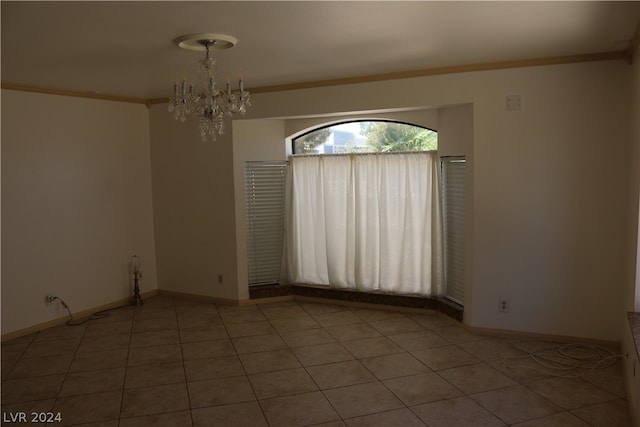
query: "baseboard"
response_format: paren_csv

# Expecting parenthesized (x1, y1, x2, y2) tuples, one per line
(157, 289, 243, 306)
(466, 324, 620, 350)
(1, 290, 158, 342)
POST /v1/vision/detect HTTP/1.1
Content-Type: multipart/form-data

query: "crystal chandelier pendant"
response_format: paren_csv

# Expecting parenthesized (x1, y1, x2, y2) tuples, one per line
(168, 34, 250, 143)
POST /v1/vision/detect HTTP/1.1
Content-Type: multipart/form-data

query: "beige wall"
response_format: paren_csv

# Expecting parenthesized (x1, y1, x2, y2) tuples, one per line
(217, 60, 629, 341)
(6, 58, 628, 341)
(148, 104, 239, 300)
(1, 90, 157, 335)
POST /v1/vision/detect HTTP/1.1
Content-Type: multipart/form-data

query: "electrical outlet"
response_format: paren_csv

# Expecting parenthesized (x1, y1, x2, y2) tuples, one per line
(498, 298, 510, 313)
(45, 294, 56, 305)
(506, 95, 521, 111)
(217, 274, 223, 284)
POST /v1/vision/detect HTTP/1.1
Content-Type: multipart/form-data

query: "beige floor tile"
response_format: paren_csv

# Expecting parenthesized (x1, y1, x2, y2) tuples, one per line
(77, 334, 131, 353)
(342, 336, 404, 359)
(383, 372, 462, 405)
(53, 390, 122, 426)
(411, 344, 480, 370)
(360, 352, 431, 380)
(192, 402, 268, 427)
(2, 374, 65, 404)
(269, 314, 321, 334)
(387, 330, 448, 351)
(259, 303, 307, 320)
(2, 341, 30, 360)
(249, 367, 318, 399)
(181, 339, 236, 360)
(471, 385, 562, 425)
(93, 306, 136, 323)
(582, 363, 627, 398)
(326, 323, 382, 342)
(84, 320, 132, 337)
(306, 360, 377, 389)
(33, 323, 87, 342)
(345, 408, 426, 426)
(232, 334, 288, 354)
(570, 399, 632, 426)
(369, 317, 424, 335)
(219, 307, 267, 324)
(119, 410, 192, 427)
(438, 363, 517, 394)
(1, 359, 17, 381)
(178, 325, 228, 343)
(412, 396, 505, 427)
(432, 324, 485, 343)
(345, 408, 425, 426)
(488, 358, 556, 384)
(177, 315, 224, 330)
(22, 338, 81, 358)
(528, 376, 617, 410)
(408, 313, 455, 329)
(8, 354, 73, 379)
(59, 367, 125, 396)
(136, 296, 174, 308)
(313, 311, 364, 328)
(133, 307, 176, 321)
(69, 348, 129, 372)
(239, 348, 301, 374)
(457, 337, 524, 362)
(293, 342, 354, 366)
(260, 391, 340, 427)
(127, 344, 182, 366)
(187, 376, 256, 408)
(0, 296, 630, 426)
(175, 299, 217, 312)
(511, 411, 591, 427)
(124, 362, 185, 389)
(323, 381, 404, 419)
(280, 328, 336, 348)
(225, 320, 276, 338)
(120, 383, 189, 418)
(132, 317, 178, 333)
(351, 308, 407, 323)
(314, 421, 348, 427)
(300, 302, 349, 315)
(130, 329, 180, 347)
(184, 355, 245, 381)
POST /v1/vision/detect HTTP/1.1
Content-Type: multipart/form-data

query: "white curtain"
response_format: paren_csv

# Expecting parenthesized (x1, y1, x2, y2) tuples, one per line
(284, 152, 444, 296)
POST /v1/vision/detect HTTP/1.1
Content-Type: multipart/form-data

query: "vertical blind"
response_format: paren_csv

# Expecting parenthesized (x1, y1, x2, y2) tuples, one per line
(441, 156, 466, 305)
(244, 161, 288, 286)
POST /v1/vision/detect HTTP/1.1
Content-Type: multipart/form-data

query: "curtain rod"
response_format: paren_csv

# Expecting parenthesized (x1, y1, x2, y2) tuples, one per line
(289, 150, 437, 158)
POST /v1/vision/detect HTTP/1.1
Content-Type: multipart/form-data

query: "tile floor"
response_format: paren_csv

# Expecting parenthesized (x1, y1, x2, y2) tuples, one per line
(0, 295, 631, 426)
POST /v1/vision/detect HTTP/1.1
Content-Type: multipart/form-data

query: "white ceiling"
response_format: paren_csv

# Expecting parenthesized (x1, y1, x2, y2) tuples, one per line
(2, 1, 639, 101)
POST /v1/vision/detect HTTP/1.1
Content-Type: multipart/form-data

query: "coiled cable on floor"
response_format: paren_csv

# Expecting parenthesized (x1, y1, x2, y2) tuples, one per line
(503, 340, 622, 378)
(51, 296, 112, 326)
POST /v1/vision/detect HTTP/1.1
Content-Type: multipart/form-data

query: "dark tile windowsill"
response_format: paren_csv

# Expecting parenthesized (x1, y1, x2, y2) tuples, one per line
(249, 284, 463, 322)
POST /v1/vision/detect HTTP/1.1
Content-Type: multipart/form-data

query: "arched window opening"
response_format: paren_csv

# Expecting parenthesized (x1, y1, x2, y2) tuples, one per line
(292, 120, 437, 154)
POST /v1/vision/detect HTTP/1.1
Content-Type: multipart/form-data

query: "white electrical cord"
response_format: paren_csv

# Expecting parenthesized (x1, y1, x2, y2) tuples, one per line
(503, 340, 622, 378)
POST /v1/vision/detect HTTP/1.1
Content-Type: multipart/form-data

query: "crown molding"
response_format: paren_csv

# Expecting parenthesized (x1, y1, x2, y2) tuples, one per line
(3, 50, 630, 106)
(1, 82, 148, 105)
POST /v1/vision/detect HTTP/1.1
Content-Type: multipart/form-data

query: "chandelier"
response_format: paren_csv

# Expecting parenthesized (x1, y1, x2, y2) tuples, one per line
(168, 33, 250, 142)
